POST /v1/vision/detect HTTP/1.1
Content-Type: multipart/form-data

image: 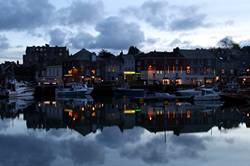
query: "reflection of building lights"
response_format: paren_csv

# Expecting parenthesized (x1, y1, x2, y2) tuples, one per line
(215, 76, 220, 81)
(148, 65, 153, 70)
(91, 112, 96, 117)
(124, 110, 135, 114)
(187, 111, 191, 118)
(43, 101, 50, 104)
(68, 112, 73, 117)
(124, 71, 137, 75)
(186, 66, 191, 74)
(65, 108, 73, 112)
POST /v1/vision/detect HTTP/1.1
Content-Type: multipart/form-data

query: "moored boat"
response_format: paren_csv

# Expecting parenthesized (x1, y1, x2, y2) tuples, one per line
(7, 81, 34, 99)
(177, 88, 221, 101)
(55, 83, 93, 97)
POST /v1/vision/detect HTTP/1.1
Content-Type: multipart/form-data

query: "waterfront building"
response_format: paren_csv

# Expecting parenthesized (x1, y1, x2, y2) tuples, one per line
(63, 48, 98, 83)
(179, 49, 217, 85)
(23, 44, 69, 78)
(135, 48, 187, 85)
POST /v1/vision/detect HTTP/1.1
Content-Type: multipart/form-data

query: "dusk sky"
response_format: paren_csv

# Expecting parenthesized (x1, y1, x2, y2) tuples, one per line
(0, 0, 250, 62)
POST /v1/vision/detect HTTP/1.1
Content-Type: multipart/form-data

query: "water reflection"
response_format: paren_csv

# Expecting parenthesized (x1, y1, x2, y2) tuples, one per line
(1, 98, 250, 136)
(0, 98, 250, 166)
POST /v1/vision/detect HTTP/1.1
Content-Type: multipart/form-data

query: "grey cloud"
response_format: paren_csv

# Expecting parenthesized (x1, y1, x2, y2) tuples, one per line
(69, 17, 145, 50)
(240, 39, 250, 47)
(120, 135, 211, 164)
(57, 0, 104, 25)
(169, 39, 191, 47)
(92, 17, 145, 49)
(0, 35, 10, 49)
(169, 38, 201, 49)
(0, 0, 54, 30)
(0, 133, 105, 166)
(68, 31, 95, 49)
(49, 28, 67, 46)
(169, 13, 206, 31)
(122, 1, 207, 31)
(95, 127, 144, 149)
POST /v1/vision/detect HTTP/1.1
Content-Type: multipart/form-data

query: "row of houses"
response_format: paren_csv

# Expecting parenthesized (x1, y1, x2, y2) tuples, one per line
(22, 44, 250, 86)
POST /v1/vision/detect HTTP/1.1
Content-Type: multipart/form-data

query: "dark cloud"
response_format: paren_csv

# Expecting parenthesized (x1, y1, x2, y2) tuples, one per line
(95, 127, 144, 149)
(57, 0, 104, 25)
(122, 1, 169, 29)
(69, 17, 145, 50)
(122, 1, 207, 31)
(49, 28, 67, 46)
(0, 133, 105, 166)
(68, 31, 95, 49)
(92, 17, 145, 49)
(0, 35, 10, 49)
(169, 11, 206, 31)
(120, 135, 211, 164)
(0, 0, 54, 30)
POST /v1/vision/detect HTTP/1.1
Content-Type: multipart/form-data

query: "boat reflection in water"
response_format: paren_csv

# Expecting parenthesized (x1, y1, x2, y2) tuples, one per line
(1, 97, 249, 137)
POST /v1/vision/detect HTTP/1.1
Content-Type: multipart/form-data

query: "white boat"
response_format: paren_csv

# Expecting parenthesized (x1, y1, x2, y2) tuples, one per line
(56, 83, 93, 97)
(8, 81, 34, 99)
(194, 88, 221, 101)
(177, 88, 221, 101)
(177, 88, 200, 97)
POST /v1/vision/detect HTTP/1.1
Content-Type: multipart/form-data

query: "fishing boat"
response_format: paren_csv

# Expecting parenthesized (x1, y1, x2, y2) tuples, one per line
(55, 83, 93, 97)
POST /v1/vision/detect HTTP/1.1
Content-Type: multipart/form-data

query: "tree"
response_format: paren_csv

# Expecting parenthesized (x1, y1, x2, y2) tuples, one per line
(217, 36, 240, 49)
(128, 46, 140, 55)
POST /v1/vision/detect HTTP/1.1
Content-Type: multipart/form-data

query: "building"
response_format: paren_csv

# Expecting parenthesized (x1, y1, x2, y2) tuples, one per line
(63, 48, 98, 83)
(97, 50, 123, 82)
(23, 44, 69, 77)
(135, 49, 187, 85)
(179, 49, 217, 85)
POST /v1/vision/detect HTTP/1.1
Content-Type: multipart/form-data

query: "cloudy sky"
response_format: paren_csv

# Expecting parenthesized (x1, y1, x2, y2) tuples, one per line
(0, 0, 250, 62)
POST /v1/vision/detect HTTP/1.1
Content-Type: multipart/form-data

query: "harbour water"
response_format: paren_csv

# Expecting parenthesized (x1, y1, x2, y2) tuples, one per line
(0, 97, 250, 166)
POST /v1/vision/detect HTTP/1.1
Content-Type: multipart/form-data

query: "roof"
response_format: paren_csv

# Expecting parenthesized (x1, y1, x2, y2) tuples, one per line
(68, 48, 96, 61)
(136, 51, 183, 58)
(180, 49, 215, 59)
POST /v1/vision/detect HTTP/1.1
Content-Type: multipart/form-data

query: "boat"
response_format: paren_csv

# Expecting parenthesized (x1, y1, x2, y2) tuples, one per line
(177, 88, 221, 101)
(176, 88, 201, 97)
(114, 87, 145, 97)
(55, 83, 93, 97)
(194, 88, 221, 101)
(135, 92, 193, 102)
(7, 80, 34, 99)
